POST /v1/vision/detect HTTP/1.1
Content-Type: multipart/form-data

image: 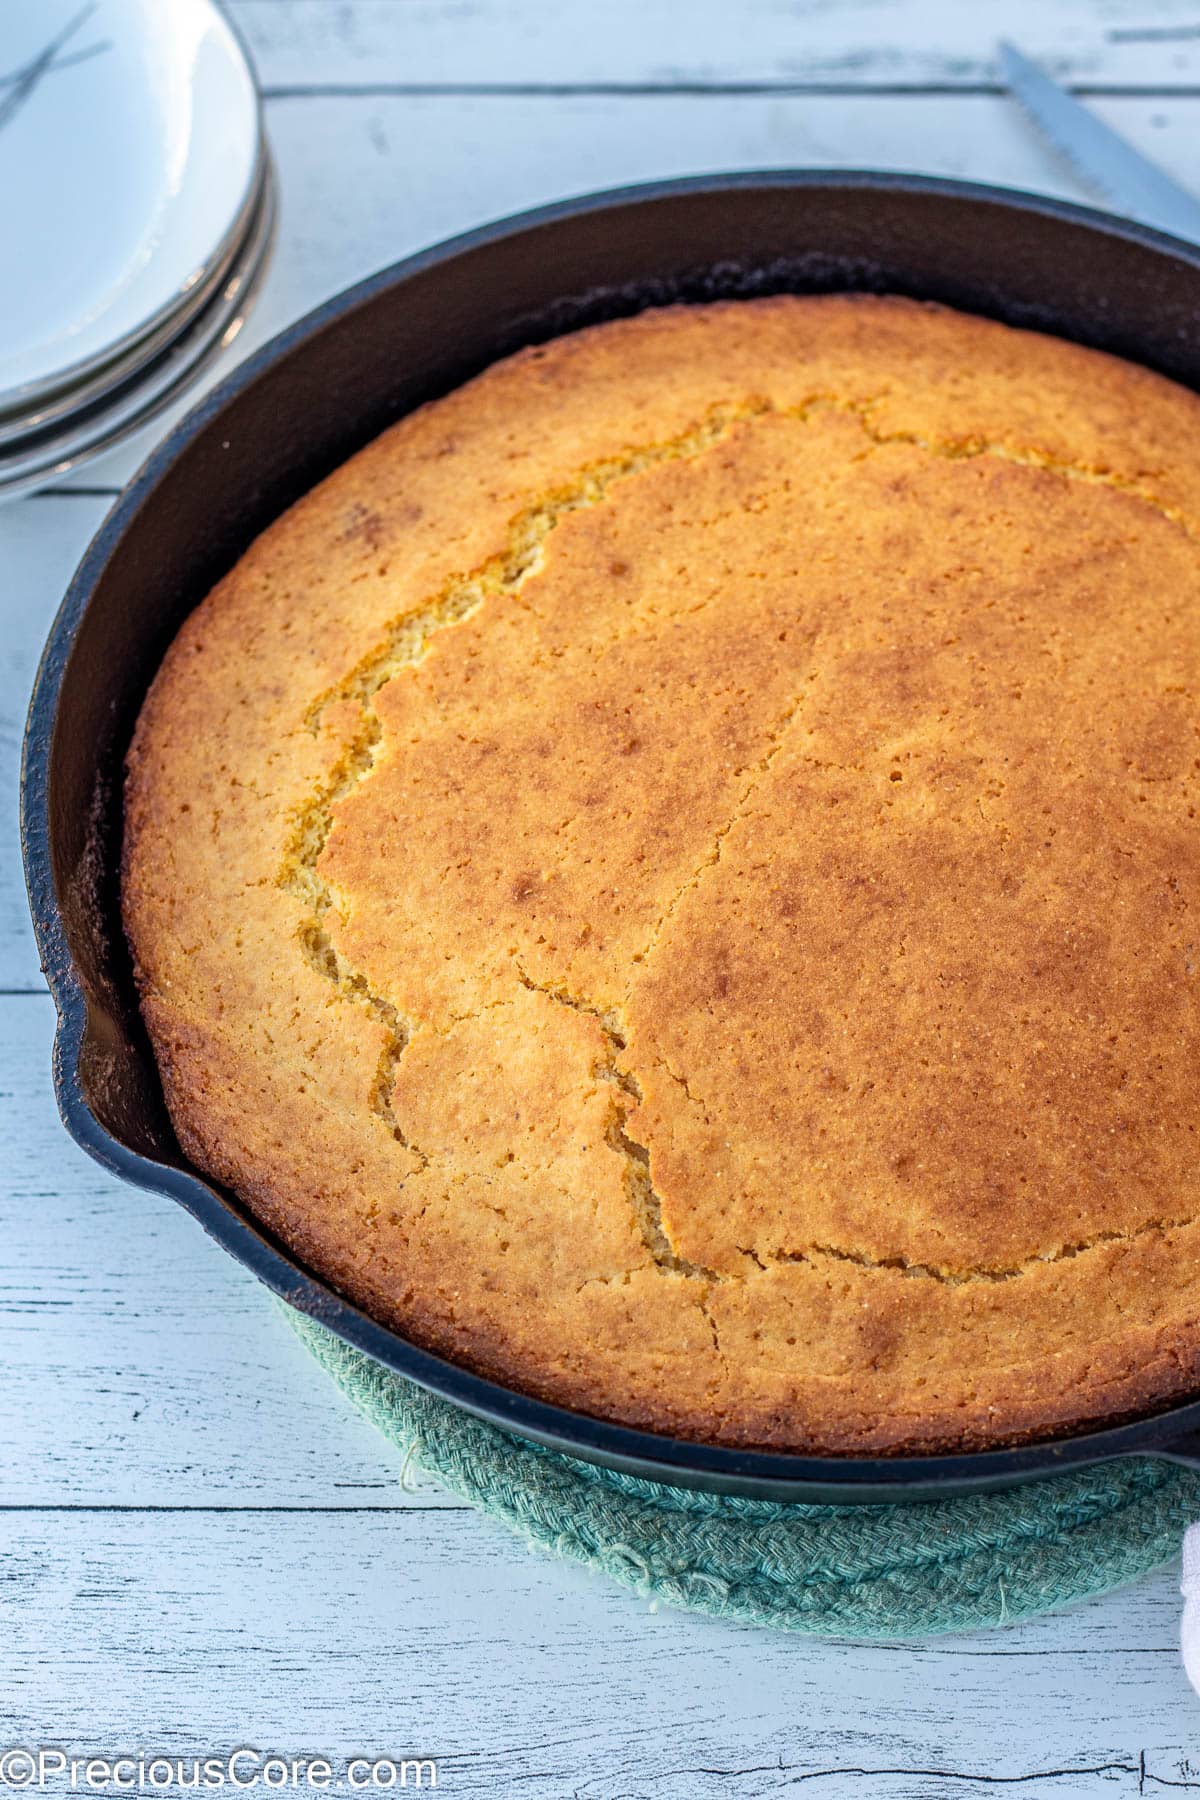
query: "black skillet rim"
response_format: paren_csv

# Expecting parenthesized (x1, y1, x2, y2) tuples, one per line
(21, 168, 1200, 1500)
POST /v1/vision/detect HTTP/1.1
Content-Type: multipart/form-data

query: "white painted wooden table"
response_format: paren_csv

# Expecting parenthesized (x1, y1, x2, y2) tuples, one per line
(6, 3, 1200, 1792)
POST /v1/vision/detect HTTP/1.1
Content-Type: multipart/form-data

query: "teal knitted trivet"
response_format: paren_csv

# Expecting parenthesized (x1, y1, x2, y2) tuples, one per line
(285, 1306, 1200, 1637)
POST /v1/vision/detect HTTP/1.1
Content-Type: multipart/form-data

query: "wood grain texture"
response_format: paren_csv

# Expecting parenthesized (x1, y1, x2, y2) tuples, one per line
(0, 994, 454, 1507)
(6, 1, 1200, 1787)
(225, 0, 1200, 92)
(0, 1507, 1195, 1799)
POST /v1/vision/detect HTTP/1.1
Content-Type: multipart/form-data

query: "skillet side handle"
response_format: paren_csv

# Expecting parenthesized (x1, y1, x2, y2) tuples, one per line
(1149, 1431, 1200, 1470)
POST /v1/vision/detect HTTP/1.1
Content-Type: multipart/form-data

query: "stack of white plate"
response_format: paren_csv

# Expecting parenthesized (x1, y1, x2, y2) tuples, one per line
(0, 0, 275, 500)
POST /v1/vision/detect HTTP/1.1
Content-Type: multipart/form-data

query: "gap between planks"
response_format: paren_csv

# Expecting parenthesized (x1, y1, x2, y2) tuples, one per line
(260, 80, 1200, 99)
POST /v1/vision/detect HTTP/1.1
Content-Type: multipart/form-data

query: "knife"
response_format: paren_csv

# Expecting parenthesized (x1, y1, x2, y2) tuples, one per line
(997, 39, 1200, 243)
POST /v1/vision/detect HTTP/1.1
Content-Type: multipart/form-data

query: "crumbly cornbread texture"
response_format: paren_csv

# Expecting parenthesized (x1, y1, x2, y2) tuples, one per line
(124, 295, 1200, 1453)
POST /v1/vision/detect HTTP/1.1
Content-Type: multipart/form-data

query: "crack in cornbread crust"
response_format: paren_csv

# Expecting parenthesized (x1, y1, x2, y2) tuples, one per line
(289, 406, 1200, 1286)
(123, 294, 1200, 1452)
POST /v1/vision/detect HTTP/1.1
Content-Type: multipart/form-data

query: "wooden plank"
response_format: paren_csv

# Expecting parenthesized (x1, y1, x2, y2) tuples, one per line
(0, 1507, 1193, 1797)
(0, 993, 455, 1506)
(226, 0, 1200, 93)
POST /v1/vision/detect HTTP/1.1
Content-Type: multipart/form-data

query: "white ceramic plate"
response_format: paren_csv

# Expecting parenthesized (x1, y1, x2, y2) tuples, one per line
(0, 0, 262, 414)
(0, 149, 267, 449)
(0, 155, 276, 501)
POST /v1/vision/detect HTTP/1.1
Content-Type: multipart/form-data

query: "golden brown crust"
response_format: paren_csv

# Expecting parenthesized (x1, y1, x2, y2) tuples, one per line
(123, 294, 1200, 1453)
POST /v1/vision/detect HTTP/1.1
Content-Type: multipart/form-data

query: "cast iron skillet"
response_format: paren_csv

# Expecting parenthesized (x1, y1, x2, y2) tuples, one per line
(22, 172, 1200, 1501)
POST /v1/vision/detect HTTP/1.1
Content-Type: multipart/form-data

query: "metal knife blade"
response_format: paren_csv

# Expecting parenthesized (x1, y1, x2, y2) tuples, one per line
(998, 39, 1200, 242)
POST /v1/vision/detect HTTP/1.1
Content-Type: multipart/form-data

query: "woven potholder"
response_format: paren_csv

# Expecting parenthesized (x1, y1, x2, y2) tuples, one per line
(284, 1306, 1200, 1637)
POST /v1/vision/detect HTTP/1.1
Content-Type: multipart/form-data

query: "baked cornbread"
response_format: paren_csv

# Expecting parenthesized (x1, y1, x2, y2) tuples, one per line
(124, 294, 1200, 1453)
